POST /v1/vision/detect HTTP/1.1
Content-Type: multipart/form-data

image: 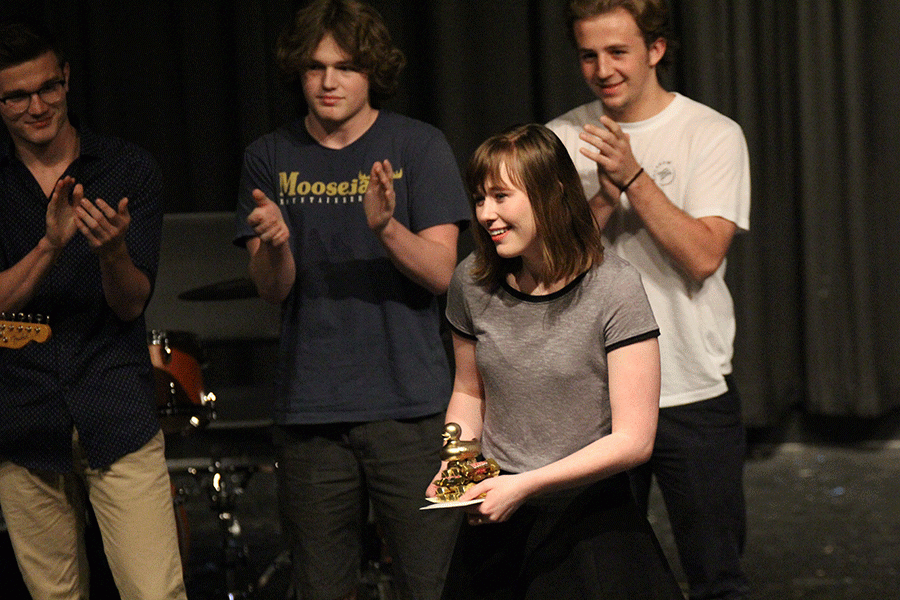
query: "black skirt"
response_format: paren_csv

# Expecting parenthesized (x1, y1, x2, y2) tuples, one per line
(442, 472, 684, 600)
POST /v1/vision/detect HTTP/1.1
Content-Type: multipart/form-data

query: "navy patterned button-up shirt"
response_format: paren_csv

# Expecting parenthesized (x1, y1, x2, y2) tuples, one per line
(0, 127, 163, 472)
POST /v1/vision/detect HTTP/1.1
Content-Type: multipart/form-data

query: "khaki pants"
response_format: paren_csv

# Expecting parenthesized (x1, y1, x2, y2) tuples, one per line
(0, 430, 186, 600)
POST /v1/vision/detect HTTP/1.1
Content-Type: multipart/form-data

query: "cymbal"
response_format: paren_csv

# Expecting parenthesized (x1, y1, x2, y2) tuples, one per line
(178, 277, 258, 301)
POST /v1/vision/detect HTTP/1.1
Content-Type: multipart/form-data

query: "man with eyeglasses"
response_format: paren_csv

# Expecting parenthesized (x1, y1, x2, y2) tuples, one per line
(0, 18, 187, 600)
(0, 77, 64, 127)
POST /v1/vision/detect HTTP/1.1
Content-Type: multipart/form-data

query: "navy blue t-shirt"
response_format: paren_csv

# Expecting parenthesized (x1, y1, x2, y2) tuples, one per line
(0, 128, 163, 472)
(235, 112, 469, 424)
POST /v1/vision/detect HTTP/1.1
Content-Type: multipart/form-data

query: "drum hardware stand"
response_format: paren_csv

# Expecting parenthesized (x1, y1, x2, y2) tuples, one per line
(158, 390, 217, 430)
(187, 460, 259, 599)
(173, 457, 392, 600)
(359, 509, 395, 600)
(256, 548, 292, 597)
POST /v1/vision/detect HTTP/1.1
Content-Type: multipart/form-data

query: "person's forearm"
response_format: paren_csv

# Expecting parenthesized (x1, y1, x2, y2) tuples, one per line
(97, 244, 152, 322)
(248, 238, 296, 304)
(588, 190, 618, 230)
(376, 219, 457, 295)
(624, 174, 735, 283)
(515, 430, 654, 499)
(520, 339, 660, 499)
(0, 237, 64, 314)
(445, 391, 484, 444)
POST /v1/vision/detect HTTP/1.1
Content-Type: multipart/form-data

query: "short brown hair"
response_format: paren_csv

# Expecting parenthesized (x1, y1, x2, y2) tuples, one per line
(465, 124, 604, 289)
(567, 0, 676, 71)
(0, 18, 66, 72)
(276, 0, 406, 106)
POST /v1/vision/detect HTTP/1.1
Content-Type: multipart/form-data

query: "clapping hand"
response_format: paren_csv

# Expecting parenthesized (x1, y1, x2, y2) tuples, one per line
(363, 159, 396, 233)
(247, 189, 290, 247)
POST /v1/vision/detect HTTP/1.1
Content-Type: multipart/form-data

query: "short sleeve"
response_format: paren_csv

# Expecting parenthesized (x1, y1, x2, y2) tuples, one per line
(400, 126, 470, 234)
(683, 121, 751, 232)
(602, 262, 659, 352)
(120, 146, 163, 285)
(234, 135, 279, 247)
(445, 258, 477, 340)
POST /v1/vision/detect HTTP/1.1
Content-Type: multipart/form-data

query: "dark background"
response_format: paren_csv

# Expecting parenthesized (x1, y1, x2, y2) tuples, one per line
(4, 0, 900, 431)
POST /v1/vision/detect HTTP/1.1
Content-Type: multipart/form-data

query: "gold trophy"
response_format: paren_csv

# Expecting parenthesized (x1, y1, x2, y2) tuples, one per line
(432, 423, 500, 502)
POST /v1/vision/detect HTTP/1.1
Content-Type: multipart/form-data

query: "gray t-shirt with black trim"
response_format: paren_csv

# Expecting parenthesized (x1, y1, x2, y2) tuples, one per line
(446, 252, 658, 474)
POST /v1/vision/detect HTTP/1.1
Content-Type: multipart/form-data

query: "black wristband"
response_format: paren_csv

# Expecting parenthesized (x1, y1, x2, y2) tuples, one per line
(618, 167, 644, 192)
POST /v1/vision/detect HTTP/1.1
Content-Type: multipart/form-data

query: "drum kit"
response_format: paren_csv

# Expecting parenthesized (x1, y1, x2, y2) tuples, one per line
(147, 328, 265, 599)
(147, 279, 289, 599)
(148, 329, 217, 434)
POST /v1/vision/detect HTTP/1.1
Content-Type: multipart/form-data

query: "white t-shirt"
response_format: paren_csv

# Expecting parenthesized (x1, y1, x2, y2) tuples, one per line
(548, 93, 751, 408)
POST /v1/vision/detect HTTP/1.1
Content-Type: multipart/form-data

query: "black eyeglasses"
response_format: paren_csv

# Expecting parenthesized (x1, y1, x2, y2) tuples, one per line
(0, 79, 66, 114)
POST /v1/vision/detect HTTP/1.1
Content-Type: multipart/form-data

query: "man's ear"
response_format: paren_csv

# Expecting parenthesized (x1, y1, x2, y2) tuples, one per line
(648, 37, 667, 69)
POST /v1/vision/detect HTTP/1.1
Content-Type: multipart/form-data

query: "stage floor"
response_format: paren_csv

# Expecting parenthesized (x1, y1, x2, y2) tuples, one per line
(172, 428, 900, 600)
(3, 427, 899, 599)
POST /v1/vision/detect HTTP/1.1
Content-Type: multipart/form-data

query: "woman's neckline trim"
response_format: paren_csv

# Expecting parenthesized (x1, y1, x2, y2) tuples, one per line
(500, 270, 588, 303)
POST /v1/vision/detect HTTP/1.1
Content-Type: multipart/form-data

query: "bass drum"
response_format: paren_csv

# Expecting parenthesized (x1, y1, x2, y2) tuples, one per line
(147, 330, 215, 434)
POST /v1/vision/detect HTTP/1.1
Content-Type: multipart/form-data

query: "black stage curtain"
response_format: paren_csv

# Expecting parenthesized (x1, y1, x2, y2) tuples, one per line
(5, 0, 900, 425)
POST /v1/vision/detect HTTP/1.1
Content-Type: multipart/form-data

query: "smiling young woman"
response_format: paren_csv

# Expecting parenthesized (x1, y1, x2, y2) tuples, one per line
(430, 123, 683, 599)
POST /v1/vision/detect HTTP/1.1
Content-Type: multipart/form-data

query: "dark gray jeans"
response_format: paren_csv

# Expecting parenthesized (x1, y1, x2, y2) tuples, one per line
(629, 376, 749, 600)
(275, 414, 461, 600)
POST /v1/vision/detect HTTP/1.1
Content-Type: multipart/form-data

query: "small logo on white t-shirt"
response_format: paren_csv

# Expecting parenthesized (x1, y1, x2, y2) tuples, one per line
(653, 162, 675, 187)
